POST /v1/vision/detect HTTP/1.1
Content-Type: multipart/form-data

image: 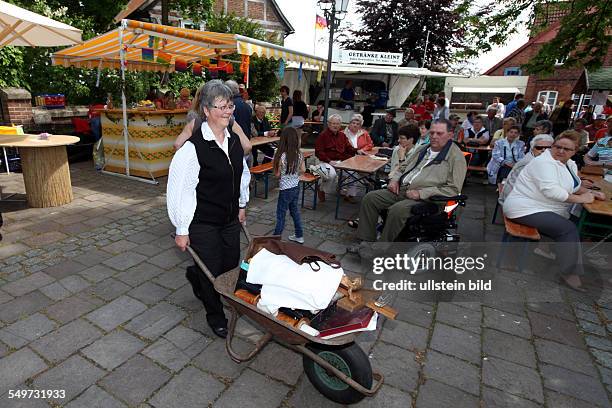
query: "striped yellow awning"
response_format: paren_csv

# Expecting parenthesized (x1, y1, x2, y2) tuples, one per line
(52, 20, 325, 72)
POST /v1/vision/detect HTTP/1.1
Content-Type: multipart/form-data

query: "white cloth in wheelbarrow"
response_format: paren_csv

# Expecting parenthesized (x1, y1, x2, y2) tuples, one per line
(247, 248, 344, 315)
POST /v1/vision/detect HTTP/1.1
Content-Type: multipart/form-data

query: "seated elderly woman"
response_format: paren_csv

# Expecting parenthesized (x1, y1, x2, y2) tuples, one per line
(167, 80, 252, 339)
(490, 117, 516, 146)
(398, 108, 416, 128)
(503, 130, 606, 291)
(390, 124, 420, 170)
(343, 113, 374, 202)
(313, 114, 357, 202)
(585, 135, 612, 167)
(486, 125, 525, 187)
(498, 133, 554, 205)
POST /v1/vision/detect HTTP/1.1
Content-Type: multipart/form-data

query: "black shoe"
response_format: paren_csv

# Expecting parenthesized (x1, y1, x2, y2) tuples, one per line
(185, 266, 204, 301)
(210, 325, 228, 339)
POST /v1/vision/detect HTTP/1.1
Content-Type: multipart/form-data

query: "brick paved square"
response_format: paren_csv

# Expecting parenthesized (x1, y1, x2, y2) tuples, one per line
(23, 231, 67, 247)
(214, 369, 290, 408)
(541, 363, 610, 406)
(73, 249, 114, 268)
(32, 355, 105, 404)
(30, 319, 102, 363)
(64, 385, 126, 408)
(125, 231, 158, 244)
(483, 328, 537, 368)
(1, 272, 55, 296)
(87, 278, 131, 301)
(483, 307, 531, 339)
(250, 342, 303, 385)
(148, 248, 189, 269)
(99, 355, 171, 406)
(436, 302, 482, 334)
(132, 243, 165, 257)
(482, 386, 542, 408)
(149, 366, 224, 408)
(423, 350, 480, 396)
(164, 284, 203, 311)
(416, 379, 479, 408)
(545, 390, 604, 408)
(124, 302, 186, 339)
(483, 357, 543, 403)
(0, 348, 48, 395)
(127, 282, 171, 305)
(103, 252, 148, 271)
(430, 323, 481, 365)
(58, 275, 91, 293)
(79, 264, 117, 283)
(528, 311, 584, 348)
(379, 319, 429, 351)
(0, 290, 13, 306)
(85, 295, 148, 331)
(0, 243, 29, 260)
(45, 292, 104, 324)
(192, 338, 249, 379)
(153, 270, 187, 290)
(535, 338, 598, 376)
(43, 259, 88, 280)
(115, 262, 165, 287)
(0, 313, 56, 348)
(0, 290, 53, 324)
(142, 338, 192, 371)
(82, 329, 145, 370)
(39, 282, 71, 301)
(369, 342, 420, 392)
(101, 239, 138, 255)
(527, 302, 575, 322)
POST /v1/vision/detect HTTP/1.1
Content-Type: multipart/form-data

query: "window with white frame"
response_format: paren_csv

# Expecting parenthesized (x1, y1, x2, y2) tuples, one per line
(537, 90, 558, 108)
(180, 19, 203, 30)
(503, 67, 522, 76)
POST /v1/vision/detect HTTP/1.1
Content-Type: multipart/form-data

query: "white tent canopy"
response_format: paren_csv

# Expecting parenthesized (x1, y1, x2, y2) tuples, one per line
(0, 0, 82, 47)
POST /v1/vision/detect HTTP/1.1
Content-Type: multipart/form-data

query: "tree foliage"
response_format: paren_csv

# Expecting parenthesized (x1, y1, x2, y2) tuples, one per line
(458, 0, 612, 75)
(341, 0, 472, 68)
(206, 13, 280, 103)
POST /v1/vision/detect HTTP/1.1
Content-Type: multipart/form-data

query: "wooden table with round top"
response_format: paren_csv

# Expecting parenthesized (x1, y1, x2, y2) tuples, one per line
(0, 134, 80, 207)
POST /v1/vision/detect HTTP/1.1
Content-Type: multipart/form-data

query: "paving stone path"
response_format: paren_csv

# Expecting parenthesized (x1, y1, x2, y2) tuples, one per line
(0, 161, 610, 407)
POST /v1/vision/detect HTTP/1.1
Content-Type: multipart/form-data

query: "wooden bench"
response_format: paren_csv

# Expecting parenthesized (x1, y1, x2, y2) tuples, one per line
(300, 173, 320, 210)
(250, 162, 274, 199)
(496, 216, 541, 272)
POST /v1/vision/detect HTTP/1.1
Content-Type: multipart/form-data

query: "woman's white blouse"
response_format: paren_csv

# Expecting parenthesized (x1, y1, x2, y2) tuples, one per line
(167, 122, 250, 235)
(503, 150, 580, 219)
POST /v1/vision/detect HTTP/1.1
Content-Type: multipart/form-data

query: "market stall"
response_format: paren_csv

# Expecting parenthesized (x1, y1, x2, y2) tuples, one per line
(51, 19, 326, 183)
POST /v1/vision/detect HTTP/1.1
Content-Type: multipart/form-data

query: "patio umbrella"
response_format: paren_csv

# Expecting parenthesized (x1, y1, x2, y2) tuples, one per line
(0, 0, 81, 47)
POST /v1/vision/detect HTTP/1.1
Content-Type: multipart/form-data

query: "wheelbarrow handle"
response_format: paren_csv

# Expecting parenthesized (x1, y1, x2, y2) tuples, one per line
(225, 305, 272, 363)
(170, 224, 252, 286)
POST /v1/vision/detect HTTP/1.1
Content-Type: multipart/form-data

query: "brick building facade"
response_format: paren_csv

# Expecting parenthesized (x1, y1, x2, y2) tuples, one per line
(485, 17, 612, 110)
(114, 0, 294, 42)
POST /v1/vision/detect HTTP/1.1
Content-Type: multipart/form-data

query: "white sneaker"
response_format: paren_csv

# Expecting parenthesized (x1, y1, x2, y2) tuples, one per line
(534, 247, 556, 260)
(288, 235, 304, 244)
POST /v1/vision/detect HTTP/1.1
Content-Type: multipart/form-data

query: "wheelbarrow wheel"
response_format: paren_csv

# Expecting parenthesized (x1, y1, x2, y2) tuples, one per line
(303, 342, 372, 404)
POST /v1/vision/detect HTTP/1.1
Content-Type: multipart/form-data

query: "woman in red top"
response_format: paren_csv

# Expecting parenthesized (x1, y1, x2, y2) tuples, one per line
(313, 114, 357, 201)
(410, 97, 427, 120)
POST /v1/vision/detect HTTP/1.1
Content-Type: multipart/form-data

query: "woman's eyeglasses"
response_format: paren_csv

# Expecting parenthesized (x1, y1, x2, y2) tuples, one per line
(211, 104, 235, 112)
(533, 145, 551, 151)
(551, 145, 575, 153)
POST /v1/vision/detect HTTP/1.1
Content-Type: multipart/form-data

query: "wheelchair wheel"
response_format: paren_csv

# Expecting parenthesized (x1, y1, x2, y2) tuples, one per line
(405, 243, 436, 274)
(303, 343, 372, 404)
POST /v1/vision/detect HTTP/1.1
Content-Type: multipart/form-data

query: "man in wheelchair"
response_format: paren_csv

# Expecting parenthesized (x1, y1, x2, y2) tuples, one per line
(348, 119, 467, 255)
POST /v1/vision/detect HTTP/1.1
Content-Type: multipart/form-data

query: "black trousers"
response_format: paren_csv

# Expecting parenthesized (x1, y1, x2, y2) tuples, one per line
(252, 144, 274, 166)
(189, 220, 241, 327)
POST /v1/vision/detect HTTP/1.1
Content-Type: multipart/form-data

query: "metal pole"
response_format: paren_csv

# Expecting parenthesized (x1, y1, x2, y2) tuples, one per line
(323, 5, 336, 124)
(119, 21, 130, 177)
(422, 30, 430, 68)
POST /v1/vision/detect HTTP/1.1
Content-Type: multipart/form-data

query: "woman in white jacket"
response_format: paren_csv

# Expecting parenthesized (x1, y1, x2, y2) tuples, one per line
(503, 131, 606, 291)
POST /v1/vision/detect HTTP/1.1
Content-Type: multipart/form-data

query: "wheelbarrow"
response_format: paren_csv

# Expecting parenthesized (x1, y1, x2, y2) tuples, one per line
(183, 227, 384, 404)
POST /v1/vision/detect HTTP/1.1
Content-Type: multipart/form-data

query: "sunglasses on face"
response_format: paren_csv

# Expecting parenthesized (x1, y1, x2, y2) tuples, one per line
(533, 145, 551, 151)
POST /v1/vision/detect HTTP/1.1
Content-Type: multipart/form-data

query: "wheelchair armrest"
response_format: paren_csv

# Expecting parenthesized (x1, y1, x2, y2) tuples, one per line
(429, 194, 468, 202)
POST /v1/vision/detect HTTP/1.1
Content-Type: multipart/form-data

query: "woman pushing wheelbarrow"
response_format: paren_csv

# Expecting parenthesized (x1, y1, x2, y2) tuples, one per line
(167, 80, 392, 404)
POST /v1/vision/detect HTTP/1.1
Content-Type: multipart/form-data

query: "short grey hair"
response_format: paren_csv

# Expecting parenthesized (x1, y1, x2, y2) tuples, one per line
(328, 114, 343, 123)
(487, 106, 498, 113)
(530, 133, 554, 150)
(224, 79, 240, 96)
(534, 119, 553, 134)
(197, 80, 233, 116)
(350, 114, 364, 125)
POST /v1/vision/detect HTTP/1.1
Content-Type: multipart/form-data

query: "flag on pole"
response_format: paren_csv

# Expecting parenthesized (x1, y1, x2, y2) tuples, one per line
(157, 50, 171, 65)
(278, 59, 285, 80)
(141, 48, 154, 62)
(317, 64, 323, 82)
(315, 15, 328, 30)
(298, 62, 303, 82)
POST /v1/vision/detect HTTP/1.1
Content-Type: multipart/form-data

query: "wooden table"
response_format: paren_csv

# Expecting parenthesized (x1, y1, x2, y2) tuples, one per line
(581, 165, 605, 176)
(0, 134, 80, 207)
(577, 176, 612, 239)
(250, 136, 280, 147)
(465, 145, 492, 172)
(333, 155, 389, 219)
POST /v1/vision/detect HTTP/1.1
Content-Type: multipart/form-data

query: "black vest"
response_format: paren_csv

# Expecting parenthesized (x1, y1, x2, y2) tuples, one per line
(189, 120, 244, 226)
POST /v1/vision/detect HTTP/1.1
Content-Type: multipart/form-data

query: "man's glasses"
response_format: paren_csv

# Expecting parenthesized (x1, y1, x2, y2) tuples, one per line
(533, 145, 551, 151)
(210, 104, 235, 112)
(552, 144, 575, 153)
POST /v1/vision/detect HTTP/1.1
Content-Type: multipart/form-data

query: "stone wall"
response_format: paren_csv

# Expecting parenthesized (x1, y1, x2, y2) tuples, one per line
(0, 88, 33, 126)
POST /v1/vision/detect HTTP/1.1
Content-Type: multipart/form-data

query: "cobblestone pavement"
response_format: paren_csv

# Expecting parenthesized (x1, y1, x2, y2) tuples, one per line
(0, 161, 611, 407)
